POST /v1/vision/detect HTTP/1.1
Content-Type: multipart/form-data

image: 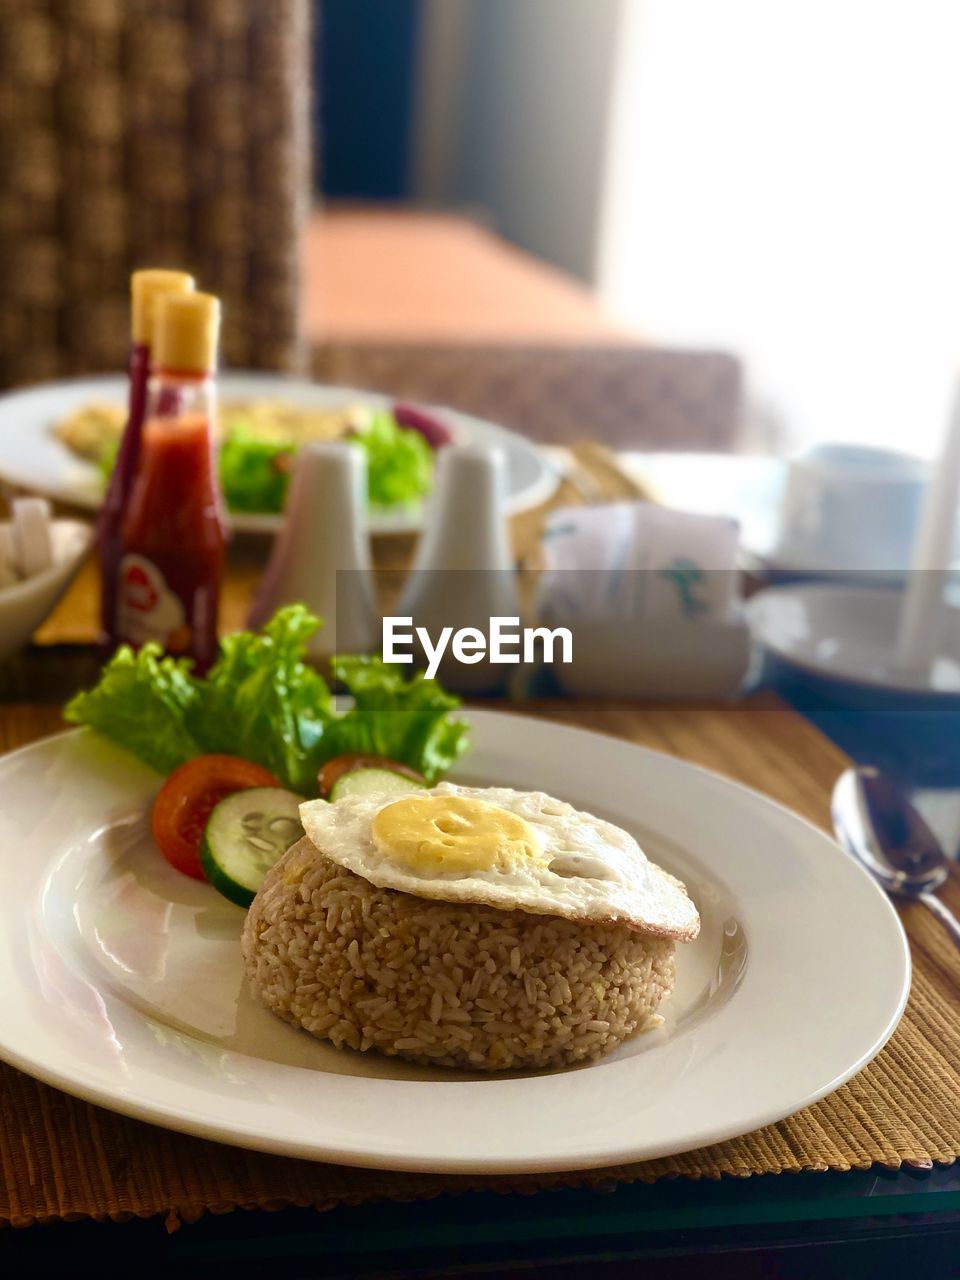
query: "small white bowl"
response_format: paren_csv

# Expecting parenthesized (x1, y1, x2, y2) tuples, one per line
(0, 519, 93, 664)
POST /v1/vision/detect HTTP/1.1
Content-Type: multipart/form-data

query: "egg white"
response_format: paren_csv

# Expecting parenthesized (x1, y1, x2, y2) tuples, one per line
(299, 783, 700, 941)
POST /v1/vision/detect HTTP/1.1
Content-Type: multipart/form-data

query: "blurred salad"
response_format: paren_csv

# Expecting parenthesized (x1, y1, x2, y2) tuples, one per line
(64, 605, 469, 794)
(97, 408, 435, 514)
(218, 407, 434, 513)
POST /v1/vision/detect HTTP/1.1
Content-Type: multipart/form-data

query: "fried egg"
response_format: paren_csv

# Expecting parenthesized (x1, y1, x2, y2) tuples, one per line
(298, 783, 700, 941)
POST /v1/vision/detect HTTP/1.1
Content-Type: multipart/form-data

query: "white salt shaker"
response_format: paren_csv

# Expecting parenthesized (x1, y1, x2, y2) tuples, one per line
(398, 444, 519, 692)
(247, 443, 379, 662)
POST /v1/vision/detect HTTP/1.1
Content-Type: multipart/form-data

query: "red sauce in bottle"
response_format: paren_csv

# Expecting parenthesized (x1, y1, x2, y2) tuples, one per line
(115, 293, 225, 672)
(98, 270, 194, 652)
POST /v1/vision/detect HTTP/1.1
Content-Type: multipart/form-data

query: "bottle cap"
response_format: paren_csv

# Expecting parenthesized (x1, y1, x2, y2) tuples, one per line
(130, 269, 195, 346)
(153, 292, 221, 374)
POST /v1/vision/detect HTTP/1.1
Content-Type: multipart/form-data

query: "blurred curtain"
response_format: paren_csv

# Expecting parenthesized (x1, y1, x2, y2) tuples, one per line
(411, 0, 622, 283)
(0, 0, 311, 387)
(596, 0, 960, 456)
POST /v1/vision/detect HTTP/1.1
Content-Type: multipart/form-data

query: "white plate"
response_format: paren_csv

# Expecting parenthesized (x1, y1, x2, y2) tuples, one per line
(747, 582, 960, 698)
(0, 373, 557, 536)
(0, 711, 909, 1173)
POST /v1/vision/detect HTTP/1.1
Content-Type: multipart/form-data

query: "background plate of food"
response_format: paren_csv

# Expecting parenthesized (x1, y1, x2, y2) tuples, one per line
(0, 372, 557, 534)
(0, 611, 910, 1174)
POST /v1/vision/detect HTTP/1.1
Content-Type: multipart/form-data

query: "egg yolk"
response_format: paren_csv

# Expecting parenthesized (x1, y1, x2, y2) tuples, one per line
(370, 795, 543, 874)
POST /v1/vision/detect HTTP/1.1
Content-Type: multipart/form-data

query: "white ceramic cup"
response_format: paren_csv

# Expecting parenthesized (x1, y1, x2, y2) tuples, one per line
(774, 443, 928, 572)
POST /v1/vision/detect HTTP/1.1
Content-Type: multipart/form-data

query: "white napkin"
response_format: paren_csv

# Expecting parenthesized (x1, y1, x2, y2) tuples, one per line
(538, 502, 740, 623)
(535, 501, 749, 698)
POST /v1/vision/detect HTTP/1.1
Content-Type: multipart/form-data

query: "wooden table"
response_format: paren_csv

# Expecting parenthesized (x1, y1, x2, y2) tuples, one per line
(305, 207, 633, 346)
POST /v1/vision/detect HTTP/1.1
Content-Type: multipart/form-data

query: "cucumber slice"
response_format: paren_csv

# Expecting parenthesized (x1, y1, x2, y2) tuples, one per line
(201, 787, 305, 907)
(329, 768, 426, 802)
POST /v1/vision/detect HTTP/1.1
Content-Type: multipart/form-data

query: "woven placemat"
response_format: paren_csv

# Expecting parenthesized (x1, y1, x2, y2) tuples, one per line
(0, 701, 958, 1229)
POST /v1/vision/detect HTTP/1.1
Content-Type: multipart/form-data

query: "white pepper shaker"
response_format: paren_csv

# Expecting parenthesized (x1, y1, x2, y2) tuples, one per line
(247, 443, 379, 662)
(398, 444, 519, 692)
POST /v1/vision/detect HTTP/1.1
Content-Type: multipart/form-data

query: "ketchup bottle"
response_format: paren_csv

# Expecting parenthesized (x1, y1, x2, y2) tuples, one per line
(116, 291, 226, 672)
(97, 269, 194, 652)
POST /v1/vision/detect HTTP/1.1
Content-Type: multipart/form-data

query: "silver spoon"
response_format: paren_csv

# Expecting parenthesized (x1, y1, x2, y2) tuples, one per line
(832, 765, 960, 947)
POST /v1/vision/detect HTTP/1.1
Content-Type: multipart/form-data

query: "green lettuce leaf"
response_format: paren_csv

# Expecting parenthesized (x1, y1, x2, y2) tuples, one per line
(188, 606, 334, 792)
(64, 643, 201, 776)
(217, 422, 292, 514)
(64, 606, 468, 791)
(96, 435, 120, 483)
(351, 410, 434, 508)
(326, 656, 470, 783)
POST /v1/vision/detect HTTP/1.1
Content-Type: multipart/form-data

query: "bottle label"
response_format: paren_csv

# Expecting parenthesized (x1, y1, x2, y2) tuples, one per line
(117, 554, 192, 654)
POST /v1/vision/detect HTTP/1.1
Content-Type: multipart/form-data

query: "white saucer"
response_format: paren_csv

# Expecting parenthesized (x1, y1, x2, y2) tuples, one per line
(746, 583, 960, 698)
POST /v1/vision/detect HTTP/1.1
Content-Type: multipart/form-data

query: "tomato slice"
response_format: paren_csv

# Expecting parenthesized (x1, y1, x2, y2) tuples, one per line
(152, 755, 280, 880)
(317, 753, 424, 798)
